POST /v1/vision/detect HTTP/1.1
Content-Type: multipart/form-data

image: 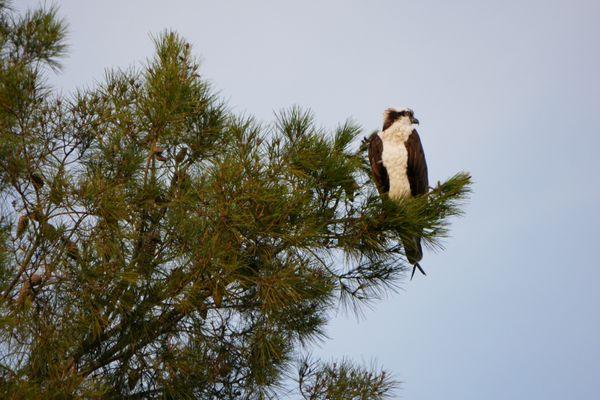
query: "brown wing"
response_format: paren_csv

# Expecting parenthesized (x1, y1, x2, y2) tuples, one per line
(405, 130, 429, 196)
(367, 133, 389, 194)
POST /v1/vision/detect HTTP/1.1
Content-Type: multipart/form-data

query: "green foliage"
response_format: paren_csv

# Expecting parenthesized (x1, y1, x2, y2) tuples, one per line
(0, 3, 471, 399)
(298, 357, 397, 400)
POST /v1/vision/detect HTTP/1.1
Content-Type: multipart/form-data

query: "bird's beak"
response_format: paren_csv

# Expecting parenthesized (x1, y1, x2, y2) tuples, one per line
(411, 117, 419, 125)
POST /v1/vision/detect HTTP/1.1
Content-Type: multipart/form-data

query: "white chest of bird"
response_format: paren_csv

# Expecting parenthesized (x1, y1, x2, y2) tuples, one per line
(379, 122, 413, 199)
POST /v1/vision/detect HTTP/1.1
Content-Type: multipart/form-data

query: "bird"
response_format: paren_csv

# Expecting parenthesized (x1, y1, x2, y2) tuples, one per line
(367, 108, 429, 279)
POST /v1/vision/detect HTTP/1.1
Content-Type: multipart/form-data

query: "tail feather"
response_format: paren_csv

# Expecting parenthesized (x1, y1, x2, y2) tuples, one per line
(402, 236, 423, 264)
(410, 262, 427, 280)
(403, 236, 426, 280)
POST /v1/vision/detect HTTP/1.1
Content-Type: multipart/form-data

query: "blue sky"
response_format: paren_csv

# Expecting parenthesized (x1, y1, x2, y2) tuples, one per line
(19, 1, 600, 398)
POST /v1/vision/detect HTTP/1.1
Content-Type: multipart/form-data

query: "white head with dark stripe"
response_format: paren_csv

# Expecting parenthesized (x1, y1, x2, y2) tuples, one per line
(382, 108, 420, 131)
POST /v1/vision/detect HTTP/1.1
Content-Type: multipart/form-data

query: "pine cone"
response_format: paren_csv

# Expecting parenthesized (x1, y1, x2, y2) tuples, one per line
(30, 274, 43, 287)
(30, 172, 45, 189)
(175, 147, 187, 163)
(16, 215, 28, 238)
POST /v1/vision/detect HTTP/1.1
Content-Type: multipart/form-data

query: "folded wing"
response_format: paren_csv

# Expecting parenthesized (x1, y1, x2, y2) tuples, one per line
(367, 133, 390, 194)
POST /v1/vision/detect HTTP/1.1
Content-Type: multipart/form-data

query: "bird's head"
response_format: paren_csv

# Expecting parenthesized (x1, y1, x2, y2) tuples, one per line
(382, 108, 419, 131)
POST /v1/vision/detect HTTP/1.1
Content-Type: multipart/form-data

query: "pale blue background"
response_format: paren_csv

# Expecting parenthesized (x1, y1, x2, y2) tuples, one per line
(19, 1, 600, 398)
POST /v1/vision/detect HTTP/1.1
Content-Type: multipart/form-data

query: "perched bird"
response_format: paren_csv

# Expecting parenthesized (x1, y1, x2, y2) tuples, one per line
(30, 171, 45, 189)
(367, 108, 429, 279)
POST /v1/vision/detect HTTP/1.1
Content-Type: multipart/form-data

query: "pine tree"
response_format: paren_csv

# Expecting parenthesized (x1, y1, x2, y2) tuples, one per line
(0, 3, 471, 399)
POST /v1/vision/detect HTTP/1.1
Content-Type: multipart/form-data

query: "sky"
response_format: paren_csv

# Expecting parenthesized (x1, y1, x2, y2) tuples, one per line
(18, 1, 600, 398)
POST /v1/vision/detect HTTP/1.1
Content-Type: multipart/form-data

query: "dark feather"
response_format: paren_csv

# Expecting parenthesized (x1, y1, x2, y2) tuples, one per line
(405, 129, 429, 196)
(402, 235, 423, 265)
(403, 129, 428, 273)
(367, 133, 389, 194)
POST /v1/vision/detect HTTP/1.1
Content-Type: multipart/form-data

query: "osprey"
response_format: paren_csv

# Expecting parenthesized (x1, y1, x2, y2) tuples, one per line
(367, 108, 429, 279)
